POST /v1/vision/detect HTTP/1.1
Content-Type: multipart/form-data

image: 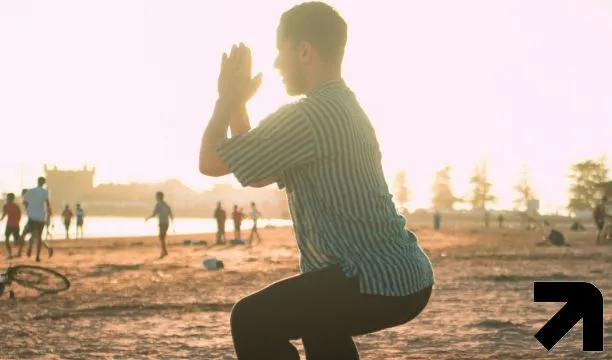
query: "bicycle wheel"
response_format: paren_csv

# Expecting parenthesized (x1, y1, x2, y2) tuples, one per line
(7, 265, 70, 294)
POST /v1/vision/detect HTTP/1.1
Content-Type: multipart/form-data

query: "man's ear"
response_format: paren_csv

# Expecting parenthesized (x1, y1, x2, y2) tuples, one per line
(296, 41, 314, 64)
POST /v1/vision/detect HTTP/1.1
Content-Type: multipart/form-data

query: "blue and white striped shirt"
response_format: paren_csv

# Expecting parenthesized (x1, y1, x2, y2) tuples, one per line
(216, 79, 434, 296)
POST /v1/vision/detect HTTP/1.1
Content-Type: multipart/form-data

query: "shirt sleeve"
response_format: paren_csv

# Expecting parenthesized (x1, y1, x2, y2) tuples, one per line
(215, 101, 317, 187)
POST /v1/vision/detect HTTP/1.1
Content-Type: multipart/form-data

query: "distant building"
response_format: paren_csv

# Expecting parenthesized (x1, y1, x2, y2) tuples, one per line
(37, 165, 289, 218)
(44, 164, 95, 208)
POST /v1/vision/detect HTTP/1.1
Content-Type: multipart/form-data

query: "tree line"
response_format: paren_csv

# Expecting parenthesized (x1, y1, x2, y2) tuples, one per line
(393, 156, 609, 213)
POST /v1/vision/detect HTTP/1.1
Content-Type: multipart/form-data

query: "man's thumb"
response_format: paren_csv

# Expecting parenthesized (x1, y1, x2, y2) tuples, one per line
(249, 72, 263, 95)
(253, 72, 263, 89)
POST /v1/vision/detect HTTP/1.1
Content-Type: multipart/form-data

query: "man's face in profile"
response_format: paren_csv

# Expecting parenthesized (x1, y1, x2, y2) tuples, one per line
(274, 32, 307, 96)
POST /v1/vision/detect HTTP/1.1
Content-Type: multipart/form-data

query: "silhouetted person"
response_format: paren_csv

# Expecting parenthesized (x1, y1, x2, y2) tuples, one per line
(213, 202, 226, 244)
(484, 211, 490, 228)
(24, 177, 53, 262)
(75, 203, 85, 239)
(594, 196, 609, 244)
(232, 205, 245, 240)
(61, 204, 74, 239)
(198, 3, 433, 358)
(498, 213, 504, 228)
(248, 202, 262, 246)
(0, 193, 21, 259)
(145, 191, 173, 258)
(433, 210, 441, 231)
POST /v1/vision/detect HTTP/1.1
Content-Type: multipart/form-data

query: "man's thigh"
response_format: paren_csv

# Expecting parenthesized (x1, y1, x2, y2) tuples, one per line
(232, 265, 362, 340)
(28, 221, 44, 239)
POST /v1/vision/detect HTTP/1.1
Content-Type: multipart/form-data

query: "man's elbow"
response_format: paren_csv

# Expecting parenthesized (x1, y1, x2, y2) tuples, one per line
(250, 177, 276, 188)
(199, 159, 229, 177)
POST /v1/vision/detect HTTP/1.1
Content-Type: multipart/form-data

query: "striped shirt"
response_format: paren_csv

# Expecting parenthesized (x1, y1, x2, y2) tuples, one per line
(216, 79, 434, 296)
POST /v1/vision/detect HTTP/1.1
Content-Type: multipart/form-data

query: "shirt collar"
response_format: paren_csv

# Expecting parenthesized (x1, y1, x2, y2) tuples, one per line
(307, 79, 346, 97)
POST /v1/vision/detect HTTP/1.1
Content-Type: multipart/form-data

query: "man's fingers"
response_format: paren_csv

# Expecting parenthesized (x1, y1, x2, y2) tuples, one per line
(248, 72, 263, 97)
(244, 46, 252, 76)
(220, 52, 228, 74)
(253, 72, 263, 88)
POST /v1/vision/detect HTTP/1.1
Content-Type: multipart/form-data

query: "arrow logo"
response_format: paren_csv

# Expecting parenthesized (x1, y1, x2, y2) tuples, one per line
(534, 281, 604, 351)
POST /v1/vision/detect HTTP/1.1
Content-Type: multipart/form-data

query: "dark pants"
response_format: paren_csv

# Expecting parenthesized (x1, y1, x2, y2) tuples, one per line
(26, 220, 46, 236)
(595, 218, 605, 231)
(230, 265, 432, 360)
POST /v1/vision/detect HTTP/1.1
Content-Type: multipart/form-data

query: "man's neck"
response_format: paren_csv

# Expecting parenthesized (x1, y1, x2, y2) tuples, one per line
(304, 67, 342, 95)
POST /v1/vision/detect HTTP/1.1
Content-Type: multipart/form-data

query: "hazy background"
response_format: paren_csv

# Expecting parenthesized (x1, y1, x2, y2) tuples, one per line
(1, 0, 610, 212)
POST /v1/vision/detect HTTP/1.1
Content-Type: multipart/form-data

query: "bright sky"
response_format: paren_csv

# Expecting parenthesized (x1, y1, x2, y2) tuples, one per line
(0, 0, 610, 213)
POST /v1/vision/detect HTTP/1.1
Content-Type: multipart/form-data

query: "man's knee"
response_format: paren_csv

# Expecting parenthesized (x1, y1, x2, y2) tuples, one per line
(230, 296, 258, 334)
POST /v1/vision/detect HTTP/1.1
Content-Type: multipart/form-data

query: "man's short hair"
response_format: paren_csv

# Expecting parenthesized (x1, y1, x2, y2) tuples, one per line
(37, 176, 46, 185)
(156, 191, 164, 199)
(279, 1, 348, 65)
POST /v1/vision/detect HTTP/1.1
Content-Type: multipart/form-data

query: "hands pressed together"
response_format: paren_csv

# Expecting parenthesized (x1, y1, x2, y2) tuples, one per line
(218, 43, 263, 106)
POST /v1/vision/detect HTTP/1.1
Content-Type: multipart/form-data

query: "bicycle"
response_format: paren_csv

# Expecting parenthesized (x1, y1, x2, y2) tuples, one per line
(0, 264, 70, 298)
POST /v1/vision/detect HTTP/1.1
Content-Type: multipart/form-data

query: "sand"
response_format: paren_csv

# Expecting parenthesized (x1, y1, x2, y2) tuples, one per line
(1, 223, 611, 359)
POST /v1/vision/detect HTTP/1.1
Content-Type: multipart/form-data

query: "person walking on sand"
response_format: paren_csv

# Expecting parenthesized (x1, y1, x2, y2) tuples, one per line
(75, 203, 85, 239)
(0, 193, 21, 259)
(23, 177, 53, 262)
(213, 202, 227, 244)
(198, 3, 434, 358)
(594, 196, 610, 244)
(232, 205, 245, 240)
(248, 202, 262, 246)
(145, 191, 173, 258)
(61, 204, 74, 240)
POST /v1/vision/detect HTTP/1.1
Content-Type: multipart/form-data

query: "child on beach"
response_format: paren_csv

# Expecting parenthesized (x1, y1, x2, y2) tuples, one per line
(75, 203, 85, 239)
(145, 191, 173, 259)
(0, 193, 21, 259)
(62, 205, 74, 239)
(232, 205, 245, 241)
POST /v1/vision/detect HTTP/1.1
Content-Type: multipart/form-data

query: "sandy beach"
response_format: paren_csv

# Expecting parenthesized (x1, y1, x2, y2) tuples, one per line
(1, 223, 611, 359)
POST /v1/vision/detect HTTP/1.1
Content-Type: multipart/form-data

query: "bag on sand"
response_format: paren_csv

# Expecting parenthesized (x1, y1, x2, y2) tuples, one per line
(202, 257, 224, 271)
(547, 229, 566, 246)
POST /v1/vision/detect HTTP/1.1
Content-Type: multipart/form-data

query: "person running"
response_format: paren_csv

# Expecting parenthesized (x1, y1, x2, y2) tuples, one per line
(19, 188, 53, 258)
(24, 177, 53, 262)
(213, 202, 227, 244)
(247, 202, 262, 246)
(232, 205, 245, 240)
(61, 204, 74, 239)
(198, 3, 434, 358)
(145, 191, 173, 258)
(75, 203, 85, 239)
(0, 193, 21, 259)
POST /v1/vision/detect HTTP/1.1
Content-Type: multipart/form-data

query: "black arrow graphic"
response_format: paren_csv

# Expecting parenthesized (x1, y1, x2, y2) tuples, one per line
(534, 281, 604, 351)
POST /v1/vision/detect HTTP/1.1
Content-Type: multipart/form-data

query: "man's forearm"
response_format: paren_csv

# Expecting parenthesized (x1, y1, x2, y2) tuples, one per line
(203, 98, 232, 143)
(199, 97, 233, 175)
(229, 103, 251, 136)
